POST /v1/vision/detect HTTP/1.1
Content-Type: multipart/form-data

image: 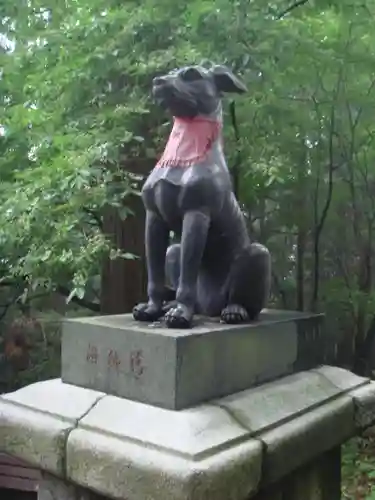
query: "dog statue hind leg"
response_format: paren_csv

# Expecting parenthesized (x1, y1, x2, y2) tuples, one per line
(221, 243, 271, 324)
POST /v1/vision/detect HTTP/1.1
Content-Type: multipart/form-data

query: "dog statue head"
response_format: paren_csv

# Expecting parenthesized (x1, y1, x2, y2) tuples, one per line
(152, 64, 247, 118)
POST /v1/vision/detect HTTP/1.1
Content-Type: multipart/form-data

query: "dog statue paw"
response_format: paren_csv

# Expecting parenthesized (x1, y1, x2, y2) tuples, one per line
(221, 304, 249, 324)
(132, 302, 165, 322)
(165, 304, 194, 329)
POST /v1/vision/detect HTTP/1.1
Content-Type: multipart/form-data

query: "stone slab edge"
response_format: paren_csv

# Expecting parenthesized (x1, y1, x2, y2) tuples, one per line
(0, 380, 106, 476)
(1, 369, 375, 500)
(65, 371, 375, 500)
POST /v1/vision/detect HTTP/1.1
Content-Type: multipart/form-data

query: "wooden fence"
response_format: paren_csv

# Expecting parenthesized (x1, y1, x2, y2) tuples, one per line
(0, 453, 40, 492)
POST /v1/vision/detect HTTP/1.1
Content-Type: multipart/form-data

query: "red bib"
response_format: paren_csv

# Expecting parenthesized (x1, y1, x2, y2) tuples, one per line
(157, 117, 221, 167)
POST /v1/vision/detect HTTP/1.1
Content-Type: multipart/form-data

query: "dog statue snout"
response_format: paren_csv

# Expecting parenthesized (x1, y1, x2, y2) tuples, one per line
(153, 76, 166, 86)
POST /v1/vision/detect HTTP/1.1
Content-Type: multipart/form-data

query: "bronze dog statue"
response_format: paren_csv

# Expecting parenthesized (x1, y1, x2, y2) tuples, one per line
(133, 64, 271, 328)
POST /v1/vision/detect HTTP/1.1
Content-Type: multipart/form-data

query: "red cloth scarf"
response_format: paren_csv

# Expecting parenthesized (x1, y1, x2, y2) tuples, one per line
(157, 117, 221, 167)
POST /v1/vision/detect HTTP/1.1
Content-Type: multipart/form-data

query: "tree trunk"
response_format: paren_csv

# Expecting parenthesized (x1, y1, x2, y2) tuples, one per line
(100, 159, 154, 314)
(296, 228, 306, 311)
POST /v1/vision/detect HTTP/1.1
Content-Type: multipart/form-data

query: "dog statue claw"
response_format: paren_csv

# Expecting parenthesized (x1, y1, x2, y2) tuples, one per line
(133, 63, 271, 328)
(165, 304, 194, 329)
(132, 302, 164, 323)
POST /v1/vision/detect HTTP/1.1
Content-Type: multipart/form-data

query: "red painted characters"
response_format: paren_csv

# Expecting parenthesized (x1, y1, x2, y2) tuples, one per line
(85, 344, 145, 379)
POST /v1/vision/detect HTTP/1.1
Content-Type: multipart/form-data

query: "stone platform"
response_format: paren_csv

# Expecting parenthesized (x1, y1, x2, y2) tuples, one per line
(61, 309, 325, 410)
(1, 367, 374, 500)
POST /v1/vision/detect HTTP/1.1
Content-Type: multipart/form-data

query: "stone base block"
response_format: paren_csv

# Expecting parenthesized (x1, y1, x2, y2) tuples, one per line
(62, 309, 325, 409)
(37, 448, 341, 500)
(0, 380, 103, 475)
(0, 366, 374, 500)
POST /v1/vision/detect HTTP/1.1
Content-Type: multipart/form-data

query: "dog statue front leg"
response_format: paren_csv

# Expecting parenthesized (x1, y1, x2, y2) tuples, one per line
(133, 210, 169, 322)
(165, 209, 210, 328)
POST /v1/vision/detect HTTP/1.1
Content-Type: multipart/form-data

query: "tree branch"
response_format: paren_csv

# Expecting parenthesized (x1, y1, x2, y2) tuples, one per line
(0, 277, 100, 313)
(0, 279, 21, 287)
(276, 0, 309, 20)
(0, 297, 18, 322)
(82, 207, 104, 231)
(310, 68, 344, 311)
(56, 286, 100, 313)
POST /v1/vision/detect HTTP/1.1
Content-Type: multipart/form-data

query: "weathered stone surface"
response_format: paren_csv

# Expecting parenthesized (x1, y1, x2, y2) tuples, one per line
(77, 395, 251, 459)
(0, 379, 104, 475)
(64, 366, 364, 499)
(1, 366, 374, 500)
(260, 397, 353, 485)
(2, 379, 105, 417)
(313, 365, 369, 392)
(0, 402, 68, 476)
(350, 382, 375, 429)
(67, 429, 262, 500)
(67, 392, 262, 499)
(215, 370, 344, 433)
(38, 448, 342, 500)
(61, 309, 324, 410)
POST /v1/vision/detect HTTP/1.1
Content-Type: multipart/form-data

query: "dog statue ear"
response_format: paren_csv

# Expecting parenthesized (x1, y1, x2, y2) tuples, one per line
(211, 65, 247, 94)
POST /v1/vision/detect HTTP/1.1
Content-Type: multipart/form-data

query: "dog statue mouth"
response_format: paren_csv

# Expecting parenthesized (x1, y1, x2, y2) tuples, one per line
(151, 82, 165, 98)
(152, 84, 199, 118)
(151, 83, 171, 108)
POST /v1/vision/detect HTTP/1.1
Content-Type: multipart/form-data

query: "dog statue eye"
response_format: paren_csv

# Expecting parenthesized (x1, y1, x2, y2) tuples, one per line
(181, 67, 203, 82)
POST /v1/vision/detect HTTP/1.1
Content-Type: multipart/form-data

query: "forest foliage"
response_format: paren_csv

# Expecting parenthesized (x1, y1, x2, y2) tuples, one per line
(1, 0, 375, 372)
(2, 3, 375, 496)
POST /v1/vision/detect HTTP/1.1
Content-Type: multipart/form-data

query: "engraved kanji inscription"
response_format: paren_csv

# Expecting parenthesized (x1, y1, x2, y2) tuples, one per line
(86, 344, 98, 364)
(130, 349, 145, 379)
(107, 349, 121, 369)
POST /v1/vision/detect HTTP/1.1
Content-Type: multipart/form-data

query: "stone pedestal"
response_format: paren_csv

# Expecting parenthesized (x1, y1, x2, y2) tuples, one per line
(2, 309, 375, 499)
(61, 310, 325, 409)
(37, 447, 341, 500)
(1, 366, 375, 500)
